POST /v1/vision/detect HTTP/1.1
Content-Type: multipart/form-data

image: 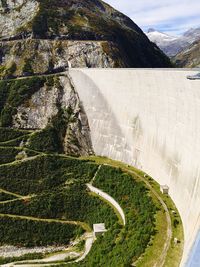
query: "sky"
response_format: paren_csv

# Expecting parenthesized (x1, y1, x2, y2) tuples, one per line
(104, 0, 200, 36)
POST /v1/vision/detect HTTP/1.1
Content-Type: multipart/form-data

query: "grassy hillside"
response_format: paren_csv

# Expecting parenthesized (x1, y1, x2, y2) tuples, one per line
(0, 127, 161, 266)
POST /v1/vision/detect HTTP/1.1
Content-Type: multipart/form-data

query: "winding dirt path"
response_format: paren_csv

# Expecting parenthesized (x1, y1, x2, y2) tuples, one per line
(0, 213, 90, 232)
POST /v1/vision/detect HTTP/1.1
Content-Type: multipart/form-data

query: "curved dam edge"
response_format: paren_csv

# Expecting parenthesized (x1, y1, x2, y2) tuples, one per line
(69, 68, 200, 266)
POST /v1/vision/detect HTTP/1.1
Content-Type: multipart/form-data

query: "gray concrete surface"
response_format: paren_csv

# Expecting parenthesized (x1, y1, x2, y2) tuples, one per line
(70, 68, 200, 266)
(75, 233, 94, 262)
(87, 183, 126, 225)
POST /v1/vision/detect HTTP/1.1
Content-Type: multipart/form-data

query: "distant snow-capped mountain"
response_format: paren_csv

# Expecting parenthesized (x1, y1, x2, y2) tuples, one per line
(147, 28, 177, 45)
(183, 27, 200, 42)
(146, 28, 200, 57)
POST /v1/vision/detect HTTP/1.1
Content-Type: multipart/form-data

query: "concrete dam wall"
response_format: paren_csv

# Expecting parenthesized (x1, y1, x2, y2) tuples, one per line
(69, 69, 200, 266)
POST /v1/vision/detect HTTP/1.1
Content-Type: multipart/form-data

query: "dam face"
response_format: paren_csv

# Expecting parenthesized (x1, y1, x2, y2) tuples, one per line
(69, 69, 200, 266)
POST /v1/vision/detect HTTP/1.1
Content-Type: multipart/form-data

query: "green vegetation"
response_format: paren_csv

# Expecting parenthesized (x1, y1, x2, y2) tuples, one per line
(0, 136, 119, 255)
(0, 253, 44, 265)
(0, 216, 81, 247)
(70, 166, 157, 267)
(0, 62, 17, 79)
(0, 147, 22, 164)
(80, 156, 184, 267)
(28, 108, 69, 153)
(0, 128, 183, 266)
(0, 154, 97, 195)
(28, 105, 82, 155)
(0, 191, 16, 202)
(22, 58, 34, 75)
(32, 1, 75, 38)
(0, 135, 32, 148)
(0, 77, 46, 127)
(0, 127, 31, 142)
(158, 192, 184, 267)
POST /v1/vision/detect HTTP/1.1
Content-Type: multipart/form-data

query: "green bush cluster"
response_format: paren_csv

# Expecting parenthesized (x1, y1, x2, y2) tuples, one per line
(0, 147, 22, 164)
(0, 127, 31, 142)
(0, 217, 81, 247)
(0, 148, 157, 265)
(27, 109, 67, 153)
(0, 155, 98, 195)
(0, 184, 117, 229)
(32, 1, 75, 37)
(0, 135, 30, 147)
(0, 62, 17, 79)
(68, 165, 157, 267)
(0, 192, 16, 202)
(0, 253, 44, 265)
(22, 59, 34, 75)
(0, 155, 119, 248)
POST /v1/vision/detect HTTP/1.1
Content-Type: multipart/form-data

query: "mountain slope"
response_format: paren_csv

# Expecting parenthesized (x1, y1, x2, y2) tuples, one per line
(147, 27, 200, 58)
(0, 0, 172, 69)
(146, 29, 189, 57)
(174, 40, 200, 68)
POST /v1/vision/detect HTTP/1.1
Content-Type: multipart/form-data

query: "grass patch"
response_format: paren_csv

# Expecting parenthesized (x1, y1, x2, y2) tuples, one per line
(80, 155, 184, 267)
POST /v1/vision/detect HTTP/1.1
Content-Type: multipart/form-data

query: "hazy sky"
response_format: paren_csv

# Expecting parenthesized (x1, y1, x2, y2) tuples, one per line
(104, 0, 200, 35)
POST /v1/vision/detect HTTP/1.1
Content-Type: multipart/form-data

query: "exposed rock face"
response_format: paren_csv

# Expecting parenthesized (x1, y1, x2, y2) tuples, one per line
(0, 39, 123, 78)
(0, 0, 39, 38)
(13, 81, 59, 129)
(12, 74, 93, 156)
(0, 0, 172, 68)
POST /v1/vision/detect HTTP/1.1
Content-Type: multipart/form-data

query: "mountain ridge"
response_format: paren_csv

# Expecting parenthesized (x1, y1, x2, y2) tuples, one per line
(146, 27, 200, 58)
(0, 0, 171, 69)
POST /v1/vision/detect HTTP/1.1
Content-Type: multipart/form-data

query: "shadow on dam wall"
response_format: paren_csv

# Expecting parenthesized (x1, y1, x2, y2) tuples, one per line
(70, 68, 200, 266)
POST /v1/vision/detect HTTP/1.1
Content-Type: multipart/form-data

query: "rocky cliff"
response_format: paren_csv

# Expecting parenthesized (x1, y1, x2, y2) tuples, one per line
(0, 39, 125, 78)
(0, 0, 172, 70)
(0, 74, 93, 156)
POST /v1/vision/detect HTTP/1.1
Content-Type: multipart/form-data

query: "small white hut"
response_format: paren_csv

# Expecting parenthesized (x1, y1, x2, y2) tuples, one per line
(93, 223, 107, 238)
(160, 184, 169, 194)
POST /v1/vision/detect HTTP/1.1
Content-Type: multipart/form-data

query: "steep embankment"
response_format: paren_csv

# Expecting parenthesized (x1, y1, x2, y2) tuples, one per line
(0, 0, 172, 72)
(70, 68, 200, 266)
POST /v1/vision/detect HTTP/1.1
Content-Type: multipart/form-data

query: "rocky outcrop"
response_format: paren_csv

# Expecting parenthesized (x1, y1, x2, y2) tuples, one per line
(0, 39, 124, 78)
(12, 74, 93, 156)
(0, 0, 39, 38)
(13, 80, 59, 129)
(0, 0, 172, 68)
